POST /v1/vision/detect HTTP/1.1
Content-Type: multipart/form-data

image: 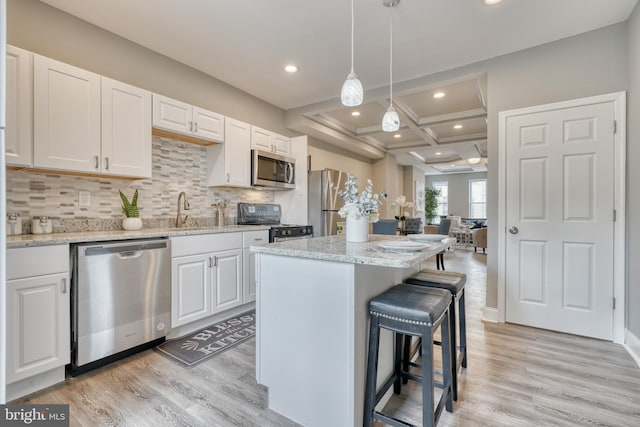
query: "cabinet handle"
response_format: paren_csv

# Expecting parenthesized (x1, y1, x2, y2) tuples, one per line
(212, 256, 218, 267)
(254, 238, 264, 242)
(194, 122, 198, 132)
(62, 278, 67, 294)
(105, 157, 109, 170)
(209, 256, 213, 268)
(94, 155, 99, 169)
(189, 121, 193, 132)
(226, 173, 230, 183)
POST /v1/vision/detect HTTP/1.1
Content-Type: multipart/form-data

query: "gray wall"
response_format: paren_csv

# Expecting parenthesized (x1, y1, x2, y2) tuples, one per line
(7, 0, 291, 136)
(627, 4, 640, 337)
(426, 172, 488, 219)
(391, 23, 628, 310)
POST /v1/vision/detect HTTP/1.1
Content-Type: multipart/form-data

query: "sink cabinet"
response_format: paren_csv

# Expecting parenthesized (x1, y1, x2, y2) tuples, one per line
(170, 233, 243, 328)
(5, 244, 70, 401)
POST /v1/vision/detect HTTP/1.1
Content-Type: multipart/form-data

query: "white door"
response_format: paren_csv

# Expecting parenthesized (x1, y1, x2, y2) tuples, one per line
(171, 254, 211, 327)
(5, 45, 33, 167)
(225, 118, 251, 187)
(6, 273, 70, 384)
(152, 94, 192, 135)
(101, 77, 152, 178)
(193, 106, 224, 143)
(251, 125, 273, 152)
(505, 100, 615, 340)
(212, 249, 242, 314)
(33, 55, 101, 172)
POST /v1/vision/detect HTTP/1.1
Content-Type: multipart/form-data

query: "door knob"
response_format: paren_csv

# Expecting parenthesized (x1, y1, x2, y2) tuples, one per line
(509, 226, 519, 235)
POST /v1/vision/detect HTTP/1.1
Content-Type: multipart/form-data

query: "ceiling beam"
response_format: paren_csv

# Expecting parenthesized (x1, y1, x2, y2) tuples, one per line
(417, 108, 487, 126)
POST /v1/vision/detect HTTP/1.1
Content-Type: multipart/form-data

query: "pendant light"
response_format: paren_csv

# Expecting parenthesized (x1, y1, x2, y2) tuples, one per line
(341, 0, 364, 106)
(381, 0, 400, 132)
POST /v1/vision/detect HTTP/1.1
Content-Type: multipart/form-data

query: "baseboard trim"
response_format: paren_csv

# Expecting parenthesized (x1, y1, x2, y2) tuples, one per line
(483, 306, 498, 323)
(624, 329, 640, 368)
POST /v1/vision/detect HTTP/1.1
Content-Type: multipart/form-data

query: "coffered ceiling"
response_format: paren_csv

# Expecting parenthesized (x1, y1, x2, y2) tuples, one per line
(39, 0, 638, 173)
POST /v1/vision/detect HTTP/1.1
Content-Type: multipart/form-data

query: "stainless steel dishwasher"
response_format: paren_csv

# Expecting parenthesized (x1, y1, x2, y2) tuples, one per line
(71, 238, 170, 374)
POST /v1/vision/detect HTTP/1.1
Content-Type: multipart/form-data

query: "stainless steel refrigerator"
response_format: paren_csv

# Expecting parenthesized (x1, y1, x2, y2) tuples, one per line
(308, 169, 349, 236)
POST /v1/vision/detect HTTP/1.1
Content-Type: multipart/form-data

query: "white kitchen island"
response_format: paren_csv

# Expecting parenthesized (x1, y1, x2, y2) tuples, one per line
(251, 235, 448, 427)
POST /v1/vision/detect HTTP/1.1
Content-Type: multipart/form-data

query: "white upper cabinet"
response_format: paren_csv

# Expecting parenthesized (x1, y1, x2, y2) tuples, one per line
(250, 125, 291, 156)
(101, 77, 152, 178)
(274, 133, 292, 156)
(193, 106, 224, 142)
(34, 54, 101, 173)
(5, 45, 33, 167)
(152, 94, 224, 144)
(33, 54, 151, 178)
(207, 117, 251, 187)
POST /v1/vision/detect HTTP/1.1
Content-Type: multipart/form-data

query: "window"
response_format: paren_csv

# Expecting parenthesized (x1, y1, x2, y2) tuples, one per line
(469, 179, 487, 218)
(432, 181, 448, 223)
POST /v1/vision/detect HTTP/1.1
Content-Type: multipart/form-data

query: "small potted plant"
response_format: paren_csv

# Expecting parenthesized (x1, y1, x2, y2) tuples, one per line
(119, 189, 142, 230)
(336, 175, 385, 242)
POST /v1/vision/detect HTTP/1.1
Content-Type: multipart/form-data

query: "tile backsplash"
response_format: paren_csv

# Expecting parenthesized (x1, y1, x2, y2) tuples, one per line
(6, 137, 274, 233)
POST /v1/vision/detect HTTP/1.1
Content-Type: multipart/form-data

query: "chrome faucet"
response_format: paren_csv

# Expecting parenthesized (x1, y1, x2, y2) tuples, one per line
(175, 192, 191, 227)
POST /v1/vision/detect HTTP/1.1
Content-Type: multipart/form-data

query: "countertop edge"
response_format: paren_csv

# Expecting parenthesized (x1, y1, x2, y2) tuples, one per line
(6, 225, 271, 248)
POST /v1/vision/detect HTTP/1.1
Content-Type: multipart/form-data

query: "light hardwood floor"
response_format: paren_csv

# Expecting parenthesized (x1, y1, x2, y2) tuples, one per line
(15, 249, 640, 426)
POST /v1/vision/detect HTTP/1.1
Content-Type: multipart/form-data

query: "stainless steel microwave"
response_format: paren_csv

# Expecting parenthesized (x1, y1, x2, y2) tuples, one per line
(251, 150, 296, 189)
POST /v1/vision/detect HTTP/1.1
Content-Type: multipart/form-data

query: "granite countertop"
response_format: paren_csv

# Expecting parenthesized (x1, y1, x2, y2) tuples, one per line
(250, 234, 448, 268)
(6, 225, 270, 248)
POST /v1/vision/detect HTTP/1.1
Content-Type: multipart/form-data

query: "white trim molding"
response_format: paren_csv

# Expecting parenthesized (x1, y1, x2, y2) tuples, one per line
(483, 306, 499, 323)
(497, 91, 626, 343)
(624, 329, 640, 368)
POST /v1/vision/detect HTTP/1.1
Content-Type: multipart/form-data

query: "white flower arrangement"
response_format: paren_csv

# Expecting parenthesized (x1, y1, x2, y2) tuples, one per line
(391, 195, 415, 221)
(336, 175, 386, 222)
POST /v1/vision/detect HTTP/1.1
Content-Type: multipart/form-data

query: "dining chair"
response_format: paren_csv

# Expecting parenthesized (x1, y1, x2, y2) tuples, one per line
(372, 219, 398, 235)
(436, 219, 452, 270)
(402, 217, 422, 235)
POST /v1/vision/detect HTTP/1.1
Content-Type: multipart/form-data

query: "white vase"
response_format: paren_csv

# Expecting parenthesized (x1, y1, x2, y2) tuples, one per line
(122, 217, 143, 231)
(346, 215, 369, 243)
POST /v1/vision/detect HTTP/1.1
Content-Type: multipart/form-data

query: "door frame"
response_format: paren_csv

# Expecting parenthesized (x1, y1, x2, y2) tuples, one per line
(497, 91, 626, 343)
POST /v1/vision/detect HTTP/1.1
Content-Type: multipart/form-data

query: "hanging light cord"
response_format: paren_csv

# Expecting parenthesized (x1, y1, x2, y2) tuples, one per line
(350, 0, 355, 73)
(388, 3, 393, 107)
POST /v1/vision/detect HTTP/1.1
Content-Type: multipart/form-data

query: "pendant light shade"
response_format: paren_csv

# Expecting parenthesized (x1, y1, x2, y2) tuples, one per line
(382, 106, 400, 132)
(382, 0, 399, 132)
(341, 0, 363, 106)
(341, 72, 364, 106)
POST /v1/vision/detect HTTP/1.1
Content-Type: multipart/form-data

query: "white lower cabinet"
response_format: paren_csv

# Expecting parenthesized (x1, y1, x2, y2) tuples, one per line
(170, 233, 244, 328)
(6, 245, 70, 401)
(243, 230, 269, 303)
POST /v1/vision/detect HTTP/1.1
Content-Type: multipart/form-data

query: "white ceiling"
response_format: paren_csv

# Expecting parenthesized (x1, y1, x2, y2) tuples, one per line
(40, 0, 638, 172)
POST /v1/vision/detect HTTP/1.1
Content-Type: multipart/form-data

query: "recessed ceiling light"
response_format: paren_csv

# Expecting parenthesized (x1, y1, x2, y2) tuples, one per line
(468, 157, 481, 164)
(484, 0, 503, 5)
(351, 111, 361, 117)
(433, 92, 445, 99)
(284, 65, 298, 73)
(450, 164, 456, 167)
(394, 134, 401, 138)
(435, 152, 442, 156)
(454, 124, 463, 129)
